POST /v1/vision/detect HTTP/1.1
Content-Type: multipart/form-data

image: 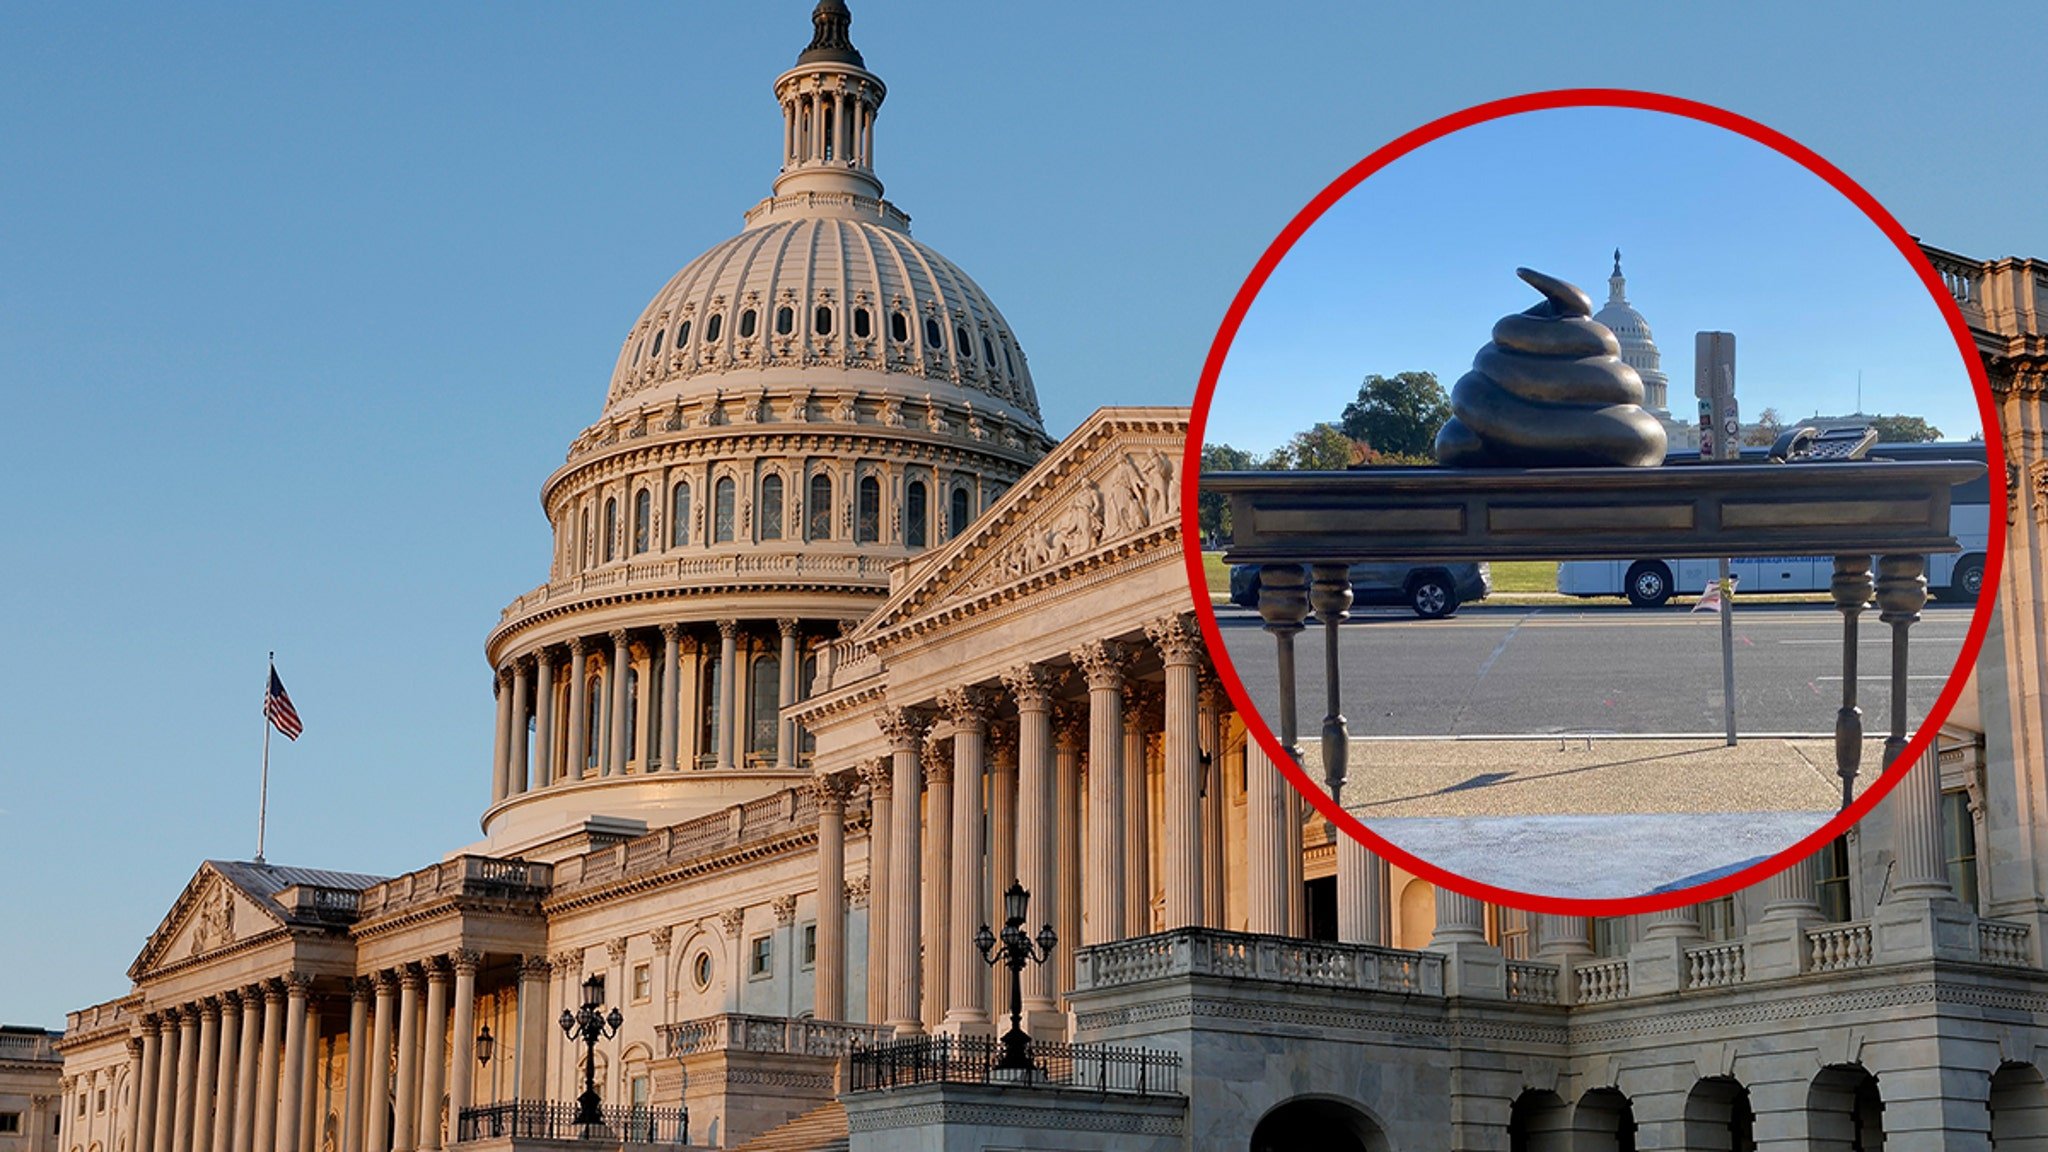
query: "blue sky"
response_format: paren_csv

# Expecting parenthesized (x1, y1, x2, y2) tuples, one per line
(2, 1, 2042, 1027)
(1213, 105, 1981, 456)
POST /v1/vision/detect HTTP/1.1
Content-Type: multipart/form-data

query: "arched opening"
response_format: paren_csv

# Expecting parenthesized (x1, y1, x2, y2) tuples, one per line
(584, 673, 604, 775)
(1397, 878, 1434, 950)
(1572, 1087, 1637, 1151)
(1991, 1063, 2048, 1150)
(603, 497, 618, 562)
(669, 482, 690, 547)
(1808, 1065, 1884, 1151)
(632, 489, 650, 554)
(749, 655, 779, 761)
(1249, 1097, 1388, 1152)
(808, 474, 833, 541)
(760, 475, 784, 541)
(699, 655, 721, 767)
(949, 486, 971, 538)
(856, 476, 881, 543)
(1508, 1089, 1569, 1152)
(714, 478, 736, 543)
(624, 666, 640, 767)
(905, 479, 928, 549)
(1684, 1077, 1756, 1151)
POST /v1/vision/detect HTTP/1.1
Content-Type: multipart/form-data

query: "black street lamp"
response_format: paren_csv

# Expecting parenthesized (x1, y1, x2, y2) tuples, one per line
(975, 880, 1057, 1071)
(474, 1024, 495, 1068)
(558, 975, 621, 1127)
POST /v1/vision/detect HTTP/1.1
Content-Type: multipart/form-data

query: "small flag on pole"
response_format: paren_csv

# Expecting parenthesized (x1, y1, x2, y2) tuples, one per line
(264, 666, 304, 741)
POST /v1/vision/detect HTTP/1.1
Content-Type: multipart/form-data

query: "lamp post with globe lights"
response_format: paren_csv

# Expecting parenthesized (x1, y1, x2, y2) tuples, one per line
(976, 880, 1057, 1071)
(558, 975, 621, 1127)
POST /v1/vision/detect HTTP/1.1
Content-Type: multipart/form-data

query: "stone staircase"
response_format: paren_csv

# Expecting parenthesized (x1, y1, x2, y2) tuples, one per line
(727, 1100, 848, 1152)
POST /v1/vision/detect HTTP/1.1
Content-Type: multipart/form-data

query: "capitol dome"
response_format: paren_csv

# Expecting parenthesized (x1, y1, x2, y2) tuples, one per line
(1592, 249, 1672, 416)
(478, 0, 1052, 856)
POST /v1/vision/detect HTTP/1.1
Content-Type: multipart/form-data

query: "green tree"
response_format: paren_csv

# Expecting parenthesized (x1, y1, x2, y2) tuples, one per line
(1867, 413, 1943, 442)
(1339, 371, 1453, 458)
(1198, 442, 1259, 542)
(1267, 423, 1358, 471)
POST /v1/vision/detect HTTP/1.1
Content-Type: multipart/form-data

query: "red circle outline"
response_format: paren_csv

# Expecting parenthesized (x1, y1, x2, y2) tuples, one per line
(1180, 88, 2009, 917)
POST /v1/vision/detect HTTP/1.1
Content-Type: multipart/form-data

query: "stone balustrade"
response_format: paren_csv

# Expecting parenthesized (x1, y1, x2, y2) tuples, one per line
(354, 857, 552, 922)
(549, 787, 853, 897)
(1575, 959, 1630, 1004)
(1684, 941, 1747, 989)
(1979, 919, 2034, 966)
(497, 553, 893, 626)
(1072, 928, 1445, 998)
(1504, 960, 1560, 1005)
(0, 1029, 58, 1061)
(1807, 922, 1875, 973)
(660, 1013, 890, 1059)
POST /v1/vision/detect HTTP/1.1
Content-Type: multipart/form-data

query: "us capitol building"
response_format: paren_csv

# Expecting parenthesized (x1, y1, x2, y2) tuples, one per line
(45, 5, 2048, 1150)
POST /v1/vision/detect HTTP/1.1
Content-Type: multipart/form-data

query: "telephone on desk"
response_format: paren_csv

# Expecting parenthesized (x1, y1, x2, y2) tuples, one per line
(1767, 424, 1879, 464)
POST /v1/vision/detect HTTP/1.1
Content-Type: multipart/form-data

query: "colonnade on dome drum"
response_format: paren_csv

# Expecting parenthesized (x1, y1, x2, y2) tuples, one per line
(488, 616, 837, 802)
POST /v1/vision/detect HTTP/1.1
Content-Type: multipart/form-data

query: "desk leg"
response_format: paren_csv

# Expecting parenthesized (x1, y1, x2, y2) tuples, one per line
(1310, 564, 1353, 808)
(1877, 554, 1929, 772)
(1830, 556, 1873, 809)
(1256, 564, 1310, 766)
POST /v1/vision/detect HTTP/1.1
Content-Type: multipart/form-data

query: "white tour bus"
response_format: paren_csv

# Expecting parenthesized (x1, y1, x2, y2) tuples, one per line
(1555, 441, 1992, 608)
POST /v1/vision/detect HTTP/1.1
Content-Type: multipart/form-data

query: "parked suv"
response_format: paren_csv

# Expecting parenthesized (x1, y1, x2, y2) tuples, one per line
(1227, 562, 1491, 619)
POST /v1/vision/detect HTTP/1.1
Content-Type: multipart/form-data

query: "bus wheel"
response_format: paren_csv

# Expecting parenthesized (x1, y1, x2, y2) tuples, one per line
(1949, 554, 1985, 602)
(1624, 561, 1673, 608)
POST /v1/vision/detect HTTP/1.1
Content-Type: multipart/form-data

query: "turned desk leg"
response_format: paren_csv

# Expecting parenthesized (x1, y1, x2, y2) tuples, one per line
(1310, 564, 1353, 808)
(1877, 554, 1929, 772)
(1830, 556, 1873, 809)
(1256, 564, 1310, 767)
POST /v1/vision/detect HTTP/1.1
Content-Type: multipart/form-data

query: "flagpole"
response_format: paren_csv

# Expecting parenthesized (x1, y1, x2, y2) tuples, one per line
(258, 652, 272, 864)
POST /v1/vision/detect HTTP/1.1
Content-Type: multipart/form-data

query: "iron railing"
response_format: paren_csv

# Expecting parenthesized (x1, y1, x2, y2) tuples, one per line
(455, 1101, 687, 1145)
(846, 1034, 1180, 1097)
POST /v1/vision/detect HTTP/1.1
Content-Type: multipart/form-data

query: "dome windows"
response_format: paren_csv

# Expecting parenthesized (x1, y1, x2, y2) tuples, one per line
(924, 317, 943, 347)
(670, 482, 691, 547)
(891, 312, 909, 342)
(856, 476, 881, 543)
(677, 320, 692, 346)
(714, 478, 736, 543)
(632, 489, 651, 554)
(704, 314, 723, 343)
(603, 498, 619, 562)
(950, 487, 970, 538)
(652, 329, 665, 356)
(776, 306, 794, 336)
(738, 308, 758, 339)
(814, 306, 834, 336)
(956, 326, 972, 358)
(905, 480, 928, 549)
(853, 307, 871, 339)
(808, 474, 833, 541)
(760, 475, 784, 540)
(982, 335, 996, 365)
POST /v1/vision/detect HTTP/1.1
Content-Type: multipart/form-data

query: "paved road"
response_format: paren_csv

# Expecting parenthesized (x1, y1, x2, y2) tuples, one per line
(1213, 601, 1975, 737)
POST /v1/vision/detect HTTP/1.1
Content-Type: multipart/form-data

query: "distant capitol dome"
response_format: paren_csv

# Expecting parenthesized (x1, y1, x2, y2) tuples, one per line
(480, 0, 1052, 854)
(1592, 249, 1671, 417)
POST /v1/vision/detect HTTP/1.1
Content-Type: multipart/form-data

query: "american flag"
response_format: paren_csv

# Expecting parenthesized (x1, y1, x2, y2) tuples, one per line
(265, 666, 304, 741)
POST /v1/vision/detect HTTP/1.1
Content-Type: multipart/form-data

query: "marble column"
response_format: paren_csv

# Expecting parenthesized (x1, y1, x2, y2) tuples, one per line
(296, 1001, 318, 1152)
(1122, 683, 1156, 937)
(1430, 890, 1488, 945)
(812, 774, 852, 1021)
(391, 968, 420, 1152)
(341, 982, 368, 1152)
(606, 630, 631, 776)
(532, 649, 556, 787)
(1072, 641, 1125, 944)
(566, 638, 591, 779)
(657, 625, 681, 771)
(1244, 736, 1290, 936)
(880, 706, 926, 1035)
(1149, 616, 1204, 929)
(920, 733, 953, 1031)
(1199, 681, 1228, 929)
(1003, 664, 1061, 1035)
(1761, 850, 1825, 922)
(939, 688, 992, 1035)
(135, 1017, 161, 1152)
(252, 986, 283, 1152)
(516, 957, 550, 1102)
(192, 1000, 220, 1152)
(1337, 835, 1390, 945)
(212, 996, 241, 1152)
(275, 977, 308, 1152)
(128, 1035, 151, 1152)
(172, 1006, 198, 1152)
(232, 990, 261, 1152)
(363, 975, 394, 1152)
(1053, 710, 1084, 1002)
(777, 620, 800, 770)
(447, 953, 478, 1125)
(490, 669, 511, 805)
(862, 760, 892, 1025)
(987, 730, 1018, 917)
(1893, 743, 1957, 900)
(508, 661, 530, 795)
(716, 621, 739, 771)
(1535, 916, 1593, 963)
(1283, 773, 1306, 937)
(418, 963, 448, 1152)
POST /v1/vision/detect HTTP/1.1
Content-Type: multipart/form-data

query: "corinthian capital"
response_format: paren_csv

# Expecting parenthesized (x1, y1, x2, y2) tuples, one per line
(876, 705, 927, 751)
(936, 686, 994, 730)
(810, 770, 853, 809)
(1068, 640, 1127, 692)
(1144, 614, 1203, 665)
(1001, 663, 1060, 710)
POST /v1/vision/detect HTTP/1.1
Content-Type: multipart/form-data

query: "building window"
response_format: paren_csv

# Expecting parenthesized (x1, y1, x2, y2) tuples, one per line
(808, 474, 833, 540)
(1003, 342, 1015, 374)
(714, 478, 736, 543)
(585, 677, 604, 772)
(677, 320, 691, 346)
(956, 326, 972, 357)
(76, 1095, 85, 1118)
(651, 329, 664, 356)
(949, 486, 971, 537)
(749, 935, 773, 978)
(0, 1114, 20, 1135)
(1592, 918, 1626, 958)
(814, 306, 833, 336)
(924, 316, 943, 347)
(691, 951, 712, 991)
(982, 334, 995, 364)
(856, 476, 880, 543)
(1944, 789, 1979, 910)
(1701, 895, 1739, 941)
(95, 1091, 104, 1115)
(1493, 907, 1530, 960)
(579, 509, 591, 569)
(603, 497, 618, 562)
(625, 667, 640, 765)
(704, 313, 722, 342)
(738, 308, 757, 339)
(802, 923, 817, 968)
(632, 489, 651, 554)
(760, 475, 784, 541)
(750, 655, 779, 758)
(775, 306, 794, 336)
(670, 482, 691, 547)
(700, 656, 721, 764)
(904, 480, 928, 549)
(632, 962, 651, 1003)
(1816, 836, 1853, 922)
(890, 311, 908, 342)
(853, 307, 871, 339)
(799, 652, 818, 756)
